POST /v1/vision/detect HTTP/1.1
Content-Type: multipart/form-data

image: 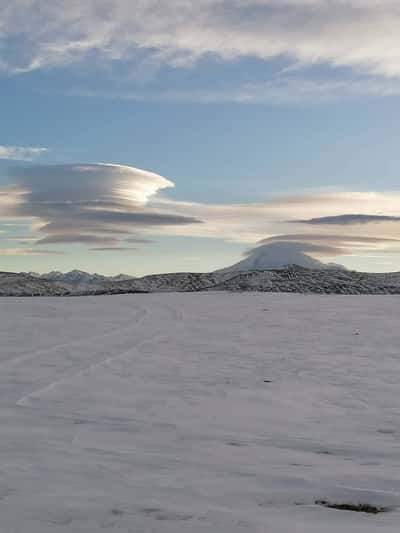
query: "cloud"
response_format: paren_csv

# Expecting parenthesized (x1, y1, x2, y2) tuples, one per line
(151, 191, 400, 243)
(0, 163, 201, 250)
(10, 163, 174, 206)
(2, 162, 400, 263)
(90, 247, 138, 252)
(253, 240, 343, 257)
(67, 76, 400, 104)
(1, 1, 400, 79)
(262, 234, 400, 247)
(0, 248, 63, 255)
(0, 145, 48, 161)
(149, 191, 400, 260)
(125, 237, 154, 244)
(36, 233, 153, 245)
(258, 234, 400, 258)
(226, 232, 400, 270)
(295, 214, 400, 225)
(36, 234, 120, 246)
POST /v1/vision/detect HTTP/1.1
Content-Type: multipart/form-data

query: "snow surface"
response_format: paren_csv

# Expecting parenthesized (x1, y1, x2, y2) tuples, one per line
(1, 293, 400, 532)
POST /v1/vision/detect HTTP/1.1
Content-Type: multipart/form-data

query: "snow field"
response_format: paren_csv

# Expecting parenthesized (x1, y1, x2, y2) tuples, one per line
(1, 292, 400, 532)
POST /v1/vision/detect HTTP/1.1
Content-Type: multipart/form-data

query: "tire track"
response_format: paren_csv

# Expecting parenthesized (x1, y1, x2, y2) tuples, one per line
(0, 304, 147, 371)
(15, 302, 181, 407)
(0, 303, 151, 405)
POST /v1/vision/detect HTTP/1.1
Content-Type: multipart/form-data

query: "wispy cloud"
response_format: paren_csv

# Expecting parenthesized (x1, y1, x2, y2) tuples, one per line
(65, 76, 400, 105)
(0, 146, 48, 161)
(91, 247, 138, 252)
(0, 248, 63, 256)
(151, 191, 400, 258)
(1, 1, 400, 79)
(36, 234, 120, 246)
(295, 214, 400, 225)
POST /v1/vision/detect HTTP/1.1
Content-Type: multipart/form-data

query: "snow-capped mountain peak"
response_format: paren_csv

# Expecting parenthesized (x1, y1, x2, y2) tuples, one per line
(40, 270, 134, 287)
(218, 242, 334, 273)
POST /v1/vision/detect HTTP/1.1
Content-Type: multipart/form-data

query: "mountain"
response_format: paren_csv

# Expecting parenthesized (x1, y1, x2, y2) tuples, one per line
(217, 242, 334, 273)
(3, 263, 400, 297)
(39, 270, 135, 289)
(207, 266, 400, 294)
(0, 272, 71, 296)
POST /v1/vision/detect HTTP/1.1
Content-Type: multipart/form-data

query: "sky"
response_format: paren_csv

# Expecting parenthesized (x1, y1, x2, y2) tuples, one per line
(1, 0, 400, 275)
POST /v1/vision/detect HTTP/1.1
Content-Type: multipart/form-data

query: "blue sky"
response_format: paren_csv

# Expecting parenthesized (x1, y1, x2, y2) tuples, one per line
(1, 1, 400, 275)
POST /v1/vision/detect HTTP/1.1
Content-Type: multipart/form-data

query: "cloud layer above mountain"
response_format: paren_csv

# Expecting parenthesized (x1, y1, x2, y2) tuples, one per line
(153, 192, 400, 253)
(1, 0, 400, 79)
(2, 163, 400, 262)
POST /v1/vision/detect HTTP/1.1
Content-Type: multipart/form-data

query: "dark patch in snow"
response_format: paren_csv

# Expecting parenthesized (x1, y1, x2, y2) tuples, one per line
(111, 508, 124, 516)
(377, 429, 395, 435)
(140, 507, 162, 515)
(46, 516, 74, 525)
(140, 507, 193, 521)
(316, 500, 389, 514)
(73, 419, 87, 425)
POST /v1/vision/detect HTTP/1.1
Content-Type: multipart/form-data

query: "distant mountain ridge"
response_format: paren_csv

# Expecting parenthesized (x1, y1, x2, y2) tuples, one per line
(31, 270, 135, 289)
(24, 242, 342, 290)
(2, 265, 400, 296)
(0, 243, 395, 296)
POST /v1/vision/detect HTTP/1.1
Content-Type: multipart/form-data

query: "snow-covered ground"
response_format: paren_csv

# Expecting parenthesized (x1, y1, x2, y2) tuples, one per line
(1, 293, 400, 532)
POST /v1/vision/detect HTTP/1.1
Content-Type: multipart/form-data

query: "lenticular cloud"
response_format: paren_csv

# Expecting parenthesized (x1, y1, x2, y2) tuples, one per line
(11, 163, 173, 207)
(0, 163, 200, 247)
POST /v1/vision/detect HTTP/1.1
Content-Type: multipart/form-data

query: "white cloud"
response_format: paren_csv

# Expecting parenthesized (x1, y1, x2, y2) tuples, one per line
(66, 77, 400, 104)
(0, 146, 48, 161)
(1, 1, 400, 79)
(150, 191, 400, 256)
(0, 248, 63, 255)
(0, 163, 201, 247)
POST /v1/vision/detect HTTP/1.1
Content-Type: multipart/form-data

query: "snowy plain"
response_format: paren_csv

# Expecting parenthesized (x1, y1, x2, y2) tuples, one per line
(1, 292, 400, 532)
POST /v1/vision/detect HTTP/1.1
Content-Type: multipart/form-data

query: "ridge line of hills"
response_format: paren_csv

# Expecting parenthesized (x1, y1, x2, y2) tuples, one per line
(2, 265, 400, 296)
